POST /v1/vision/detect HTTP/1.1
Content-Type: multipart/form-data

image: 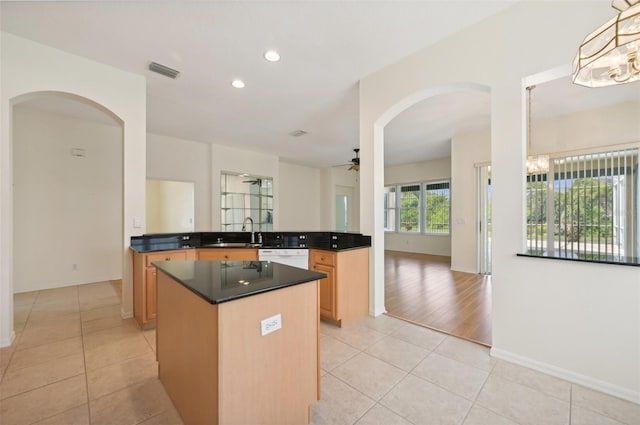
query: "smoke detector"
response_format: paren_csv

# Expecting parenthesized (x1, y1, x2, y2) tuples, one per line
(148, 62, 180, 79)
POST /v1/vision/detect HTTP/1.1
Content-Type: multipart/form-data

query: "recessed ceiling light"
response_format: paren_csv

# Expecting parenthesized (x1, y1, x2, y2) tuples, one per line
(264, 50, 280, 62)
(231, 79, 245, 89)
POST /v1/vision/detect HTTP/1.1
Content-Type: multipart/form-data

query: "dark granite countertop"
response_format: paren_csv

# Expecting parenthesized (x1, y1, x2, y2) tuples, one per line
(517, 251, 639, 267)
(153, 260, 326, 304)
(130, 231, 371, 253)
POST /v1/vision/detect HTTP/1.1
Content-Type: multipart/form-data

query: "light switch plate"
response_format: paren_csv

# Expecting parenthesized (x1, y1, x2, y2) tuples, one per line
(261, 313, 282, 336)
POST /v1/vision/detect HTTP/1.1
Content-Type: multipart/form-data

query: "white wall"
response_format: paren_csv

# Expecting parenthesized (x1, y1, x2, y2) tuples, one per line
(279, 162, 322, 231)
(146, 135, 327, 232)
(146, 133, 210, 231)
(385, 157, 451, 256)
(532, 102, 640, 156)
(146, 180, 195, 233)
(13, 107, 122, 292)
(451, 130, 491, 273)
(359, 1, 640, 402)
(1, 33, 146, 346)
(319, 167, 360, 232)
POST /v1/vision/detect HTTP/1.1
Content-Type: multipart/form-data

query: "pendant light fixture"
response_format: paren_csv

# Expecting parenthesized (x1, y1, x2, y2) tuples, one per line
(525, 85, 549, 175)
(573, 0, 640, 87)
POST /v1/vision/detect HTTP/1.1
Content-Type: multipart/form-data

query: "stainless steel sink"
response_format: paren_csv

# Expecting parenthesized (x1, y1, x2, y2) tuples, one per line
(202, 242, 262, 248)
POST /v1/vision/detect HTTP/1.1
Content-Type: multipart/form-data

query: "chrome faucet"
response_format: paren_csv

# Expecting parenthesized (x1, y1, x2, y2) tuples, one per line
(241, 217, 255, 244)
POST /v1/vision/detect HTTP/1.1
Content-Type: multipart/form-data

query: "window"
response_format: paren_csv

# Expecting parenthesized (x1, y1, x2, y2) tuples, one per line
(220, 172, 273, 232)
(526, 147, 639, 260)
(425, 181, 451, 234)
(385, 180, 451, 235)
(383, 186, 396, 231)
(399, 184, 421, 232)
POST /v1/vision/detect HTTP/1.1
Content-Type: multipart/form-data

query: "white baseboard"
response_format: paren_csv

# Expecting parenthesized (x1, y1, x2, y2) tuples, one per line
(491, 347, 640, 404)
(121, 308, 133, 319)
(0, 331, 16, 348)
(450, 265, 477, 274)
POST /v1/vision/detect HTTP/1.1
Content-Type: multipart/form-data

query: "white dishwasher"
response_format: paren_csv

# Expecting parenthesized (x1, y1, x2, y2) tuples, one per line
(258, 248, 309, 270)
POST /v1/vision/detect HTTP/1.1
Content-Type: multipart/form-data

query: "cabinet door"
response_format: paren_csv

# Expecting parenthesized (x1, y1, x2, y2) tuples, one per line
(313, 263, 336, 320)
(310, 250, 336, 266)
(198, 249, 258, 261)
(145, 251, 188, 267)
(145, 267, 157, 321)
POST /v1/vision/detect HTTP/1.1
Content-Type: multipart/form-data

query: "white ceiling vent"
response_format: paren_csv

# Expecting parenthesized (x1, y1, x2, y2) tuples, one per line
(148, 61, 180, 79)
(289, 130, 308, 137)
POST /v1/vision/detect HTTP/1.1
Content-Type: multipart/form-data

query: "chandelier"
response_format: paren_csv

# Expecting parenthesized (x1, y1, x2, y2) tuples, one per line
(525, 86, 549, 175)
(573, 0, 640, 87)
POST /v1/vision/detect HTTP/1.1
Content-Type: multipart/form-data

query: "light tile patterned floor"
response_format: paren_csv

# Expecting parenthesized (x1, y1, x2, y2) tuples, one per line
(314, 316, 640, 425)
(1, 282, 638, 425)
(1, 281, 179, 425)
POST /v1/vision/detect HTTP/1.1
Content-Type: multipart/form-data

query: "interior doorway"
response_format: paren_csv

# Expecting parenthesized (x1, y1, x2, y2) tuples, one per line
(477, 164, 492, 274)
(335, 185, 354, 232)
(372, 83, 493, 345)
(12, 93, 123, 294)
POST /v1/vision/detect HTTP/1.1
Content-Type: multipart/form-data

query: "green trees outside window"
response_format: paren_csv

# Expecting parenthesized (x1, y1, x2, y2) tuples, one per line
(399, 185, 420, 232)
(526, 148, 638, 258)
(386, 181, 451, 235)
(425, 182, 450, 234)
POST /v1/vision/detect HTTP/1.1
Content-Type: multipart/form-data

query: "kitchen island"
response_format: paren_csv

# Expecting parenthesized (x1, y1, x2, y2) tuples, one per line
(131, 231, 372, 329)
(153, 260, 325, 425)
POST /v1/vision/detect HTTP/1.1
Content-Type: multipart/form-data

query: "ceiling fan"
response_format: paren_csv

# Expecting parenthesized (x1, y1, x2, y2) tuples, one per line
(333, 148, 360, 172)
(242, 178, 262, 186)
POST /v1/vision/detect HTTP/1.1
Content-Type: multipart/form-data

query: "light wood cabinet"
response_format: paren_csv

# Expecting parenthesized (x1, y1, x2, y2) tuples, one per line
(310, 248, 369, 327)
(197, 249, 258, 261)
(156, 269, 318, 425)
(133, 248, 259, 329)
(145, 268, 157, 320)
(132, 249, 196, 329)
(315, 262, 336, 319)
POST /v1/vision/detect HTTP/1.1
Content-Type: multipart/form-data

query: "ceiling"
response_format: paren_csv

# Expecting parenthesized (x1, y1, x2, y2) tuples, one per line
(2, 1, 638, 169)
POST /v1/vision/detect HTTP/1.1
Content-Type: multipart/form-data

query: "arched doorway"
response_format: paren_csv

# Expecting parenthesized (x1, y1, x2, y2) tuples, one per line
(363, 82, 492, 344)
(12, 92, 124, 294)
(0, 34, 147, 348)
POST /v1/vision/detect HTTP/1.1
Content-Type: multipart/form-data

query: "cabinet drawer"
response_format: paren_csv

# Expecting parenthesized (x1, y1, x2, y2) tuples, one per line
(198, 249, 258, 261)
(145, 251, 188, 267)
(310, 250, 336, 266)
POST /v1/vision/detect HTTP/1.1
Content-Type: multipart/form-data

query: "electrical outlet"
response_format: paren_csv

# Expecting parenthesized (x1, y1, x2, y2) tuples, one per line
(260, 314, 282, 336)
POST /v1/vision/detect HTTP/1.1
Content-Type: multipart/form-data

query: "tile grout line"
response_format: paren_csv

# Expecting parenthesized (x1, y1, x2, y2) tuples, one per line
(323, 324, 432, 425)
(490, 359, 576, 407)
(371, 368, 417, 425)
(569, 383, 573, 424)
(323, 370, 377, 425)
(17, 286, 85, 425)
(322, 339, 379, 425)
(459, 356, 496, 425)
(0, 293, 36, 383)
(78, 284, 94, 425)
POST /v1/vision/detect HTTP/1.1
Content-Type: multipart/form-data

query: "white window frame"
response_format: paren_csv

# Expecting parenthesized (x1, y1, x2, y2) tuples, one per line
(385, 180, 452, 236)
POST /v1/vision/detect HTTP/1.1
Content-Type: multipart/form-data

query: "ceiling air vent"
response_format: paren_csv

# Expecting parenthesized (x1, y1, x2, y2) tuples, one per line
(148, 61, 180, 79)
(289, 130, 308, 137)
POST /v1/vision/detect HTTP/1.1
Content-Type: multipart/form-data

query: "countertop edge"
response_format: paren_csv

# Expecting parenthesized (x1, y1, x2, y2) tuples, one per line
(153, 261, 327, 305)
(131, 244, 371, 254)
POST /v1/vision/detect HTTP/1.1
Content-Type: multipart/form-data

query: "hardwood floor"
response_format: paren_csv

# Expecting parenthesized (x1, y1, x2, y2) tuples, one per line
(384, 250, 492, 346)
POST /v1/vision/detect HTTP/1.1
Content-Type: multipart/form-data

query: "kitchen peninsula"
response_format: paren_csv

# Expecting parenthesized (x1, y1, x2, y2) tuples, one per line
(154, 259, 325, 425)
